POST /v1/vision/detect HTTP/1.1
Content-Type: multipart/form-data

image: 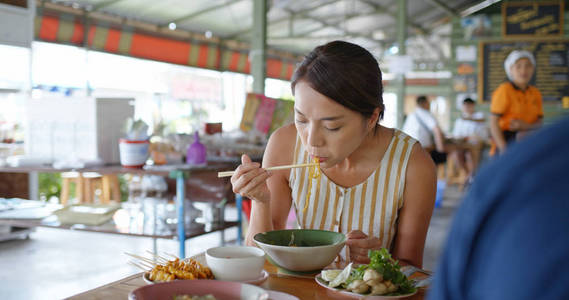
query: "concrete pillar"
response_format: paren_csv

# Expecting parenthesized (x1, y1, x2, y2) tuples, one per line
(251, 0, 267, 94)
(395, 0, 407, 129)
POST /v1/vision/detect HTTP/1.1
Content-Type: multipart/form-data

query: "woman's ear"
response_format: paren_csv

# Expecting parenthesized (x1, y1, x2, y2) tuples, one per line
(369, 108, 381, 128)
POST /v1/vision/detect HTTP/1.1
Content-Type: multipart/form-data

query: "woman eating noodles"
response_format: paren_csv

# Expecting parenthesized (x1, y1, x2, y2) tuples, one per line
(231, 41, 435, 268)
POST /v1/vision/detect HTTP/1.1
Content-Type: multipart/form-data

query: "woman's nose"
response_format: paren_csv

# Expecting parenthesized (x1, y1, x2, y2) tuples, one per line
(307, 125, 324, 147)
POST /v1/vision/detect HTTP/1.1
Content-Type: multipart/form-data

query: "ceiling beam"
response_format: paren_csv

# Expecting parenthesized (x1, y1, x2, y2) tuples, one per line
(461, 0, 502, 17)
(269, 34, 360, 42)
(226, 0, 342, 39)
(425, 0, 458, 17)
(358, 0, 429, 35)
(161, 0, 247, 27)
(295, 0, 448, 43)
(280, 7, 381, 47)
(293, 8, 388, 38)
(362, 0, 453, 62)
(91, 0, 126, 11)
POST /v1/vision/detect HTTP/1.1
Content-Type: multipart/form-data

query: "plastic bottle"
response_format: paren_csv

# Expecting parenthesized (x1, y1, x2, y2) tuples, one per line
(186, 131, 207, 165)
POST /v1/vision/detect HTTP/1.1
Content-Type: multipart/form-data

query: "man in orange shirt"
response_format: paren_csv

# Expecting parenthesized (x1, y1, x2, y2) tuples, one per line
(490, 50, 543, 155)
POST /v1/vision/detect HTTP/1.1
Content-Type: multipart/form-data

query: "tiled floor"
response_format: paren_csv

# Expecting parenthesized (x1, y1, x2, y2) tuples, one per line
(0, 184, 464, 300)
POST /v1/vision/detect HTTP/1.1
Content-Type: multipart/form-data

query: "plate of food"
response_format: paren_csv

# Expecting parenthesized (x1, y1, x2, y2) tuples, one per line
(126, 252, 215, 285)
(129, 280, 268, 300)
(130, 278, 300, 300)
(144, 267, 269, 285)
(315, 248, 418, 299)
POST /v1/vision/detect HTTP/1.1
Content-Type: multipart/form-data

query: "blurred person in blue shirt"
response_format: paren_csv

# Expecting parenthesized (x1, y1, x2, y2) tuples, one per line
(428, 116, 569, 300)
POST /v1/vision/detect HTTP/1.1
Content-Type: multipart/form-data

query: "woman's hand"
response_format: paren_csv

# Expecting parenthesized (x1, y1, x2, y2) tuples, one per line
(231, 154, 272, 203)
(346, 230, 381, 264)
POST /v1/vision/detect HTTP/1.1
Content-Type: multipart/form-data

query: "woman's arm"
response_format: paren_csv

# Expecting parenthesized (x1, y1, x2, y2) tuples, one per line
(244, 124, 297, 246)
(490, 114, 507, 153)
(391, 143, 436, 268)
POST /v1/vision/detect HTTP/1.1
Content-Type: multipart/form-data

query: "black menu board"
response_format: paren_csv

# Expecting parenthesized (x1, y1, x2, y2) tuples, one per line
(502, 2, 563, 37)
(479, 40, 569, 102)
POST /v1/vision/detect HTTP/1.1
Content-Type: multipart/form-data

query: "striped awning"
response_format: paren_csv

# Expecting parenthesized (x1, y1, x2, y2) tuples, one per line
(35, 14, 296, 81)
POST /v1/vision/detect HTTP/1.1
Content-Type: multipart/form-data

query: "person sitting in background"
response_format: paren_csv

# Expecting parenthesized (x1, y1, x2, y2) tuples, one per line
(490, 50, 543, 155)
(428, 116, 569, 300)
(450, 98, 489, 184)
(402, 95, 447, 164)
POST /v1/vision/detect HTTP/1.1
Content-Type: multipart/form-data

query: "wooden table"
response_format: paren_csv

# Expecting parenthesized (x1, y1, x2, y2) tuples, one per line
(68, 256, 427, 300)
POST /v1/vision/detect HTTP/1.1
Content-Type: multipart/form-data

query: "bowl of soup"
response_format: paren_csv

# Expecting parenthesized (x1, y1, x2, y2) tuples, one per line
(253, 229, 346, 273)
(205, 246, 265, 281)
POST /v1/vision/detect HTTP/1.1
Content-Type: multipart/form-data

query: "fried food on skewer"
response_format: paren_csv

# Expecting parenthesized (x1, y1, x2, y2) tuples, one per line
(145, 257, 214, 282)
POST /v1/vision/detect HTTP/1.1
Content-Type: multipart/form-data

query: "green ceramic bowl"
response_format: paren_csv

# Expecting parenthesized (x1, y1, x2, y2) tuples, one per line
(253, 229, 346, 272)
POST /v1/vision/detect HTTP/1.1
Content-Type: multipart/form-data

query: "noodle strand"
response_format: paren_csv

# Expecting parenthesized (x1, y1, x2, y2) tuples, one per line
(302, 157, 321, 215)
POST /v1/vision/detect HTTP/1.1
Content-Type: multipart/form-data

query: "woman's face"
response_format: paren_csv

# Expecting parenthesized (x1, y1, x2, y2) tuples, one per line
(510, 58, 535, 86)
(293, 81, 373, 168)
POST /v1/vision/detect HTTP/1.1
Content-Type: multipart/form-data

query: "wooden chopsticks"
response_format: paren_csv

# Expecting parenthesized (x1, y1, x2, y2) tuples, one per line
(217, 162, 318, 178)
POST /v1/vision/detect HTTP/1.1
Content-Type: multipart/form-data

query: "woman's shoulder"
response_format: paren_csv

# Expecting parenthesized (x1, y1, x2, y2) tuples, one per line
(264, 123, 297, 166)
(405, 140, 435, 180)
(390, 129, 425, 171)
(268, 123, 297, 145)
(392, 128, 418, 145)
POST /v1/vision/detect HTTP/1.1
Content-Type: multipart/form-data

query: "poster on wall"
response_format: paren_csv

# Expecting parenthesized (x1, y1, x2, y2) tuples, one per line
(461, 15, 492, 40)
(456, 45, 477, 62)
(254, 97, 277, 134)
(453, 75, 477, 94)
(239, 93, 294, 136)
(502, 1, 563, 37)
(457, 63, 475, 75)
(170, 73, 223, 105)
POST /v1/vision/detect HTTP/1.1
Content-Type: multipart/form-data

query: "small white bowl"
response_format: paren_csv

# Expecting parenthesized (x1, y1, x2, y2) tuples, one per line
(205, 246, 265, 281)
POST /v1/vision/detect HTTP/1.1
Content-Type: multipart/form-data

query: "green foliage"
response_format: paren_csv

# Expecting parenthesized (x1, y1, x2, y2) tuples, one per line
(38, 173, 62, 201)
(118, 174, 128, 202)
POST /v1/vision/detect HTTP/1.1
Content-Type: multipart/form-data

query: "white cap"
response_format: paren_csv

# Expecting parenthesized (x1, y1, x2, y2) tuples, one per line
(504, 50, 536, 81)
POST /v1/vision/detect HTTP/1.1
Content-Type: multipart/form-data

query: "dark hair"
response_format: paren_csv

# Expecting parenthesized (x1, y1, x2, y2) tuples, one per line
(291, 40, 384, 121)
(416, 95, 428, 105)
(463, 97, 475, 104)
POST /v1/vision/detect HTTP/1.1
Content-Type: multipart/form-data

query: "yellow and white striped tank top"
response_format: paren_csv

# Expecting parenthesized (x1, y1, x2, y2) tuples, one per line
(289, 130, 417, 259)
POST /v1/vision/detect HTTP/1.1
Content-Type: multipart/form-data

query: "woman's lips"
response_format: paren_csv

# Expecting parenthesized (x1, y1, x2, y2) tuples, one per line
(311, 155, 328, 162)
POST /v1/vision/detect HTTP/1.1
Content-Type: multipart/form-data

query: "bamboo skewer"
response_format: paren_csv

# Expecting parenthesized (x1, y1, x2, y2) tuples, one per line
(128, 260, 152, 271)
(217, 162, 318, 178)
(124, 252, 159, 266)
(145, 250, 169, 264)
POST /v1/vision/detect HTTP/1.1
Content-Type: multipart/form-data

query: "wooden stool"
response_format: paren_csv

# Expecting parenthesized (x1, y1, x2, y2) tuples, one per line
(60, 172, 106, 205)
(82, 172, 103, 204)
(60, 172, 83, 205)
(101, 174, 121, 203)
